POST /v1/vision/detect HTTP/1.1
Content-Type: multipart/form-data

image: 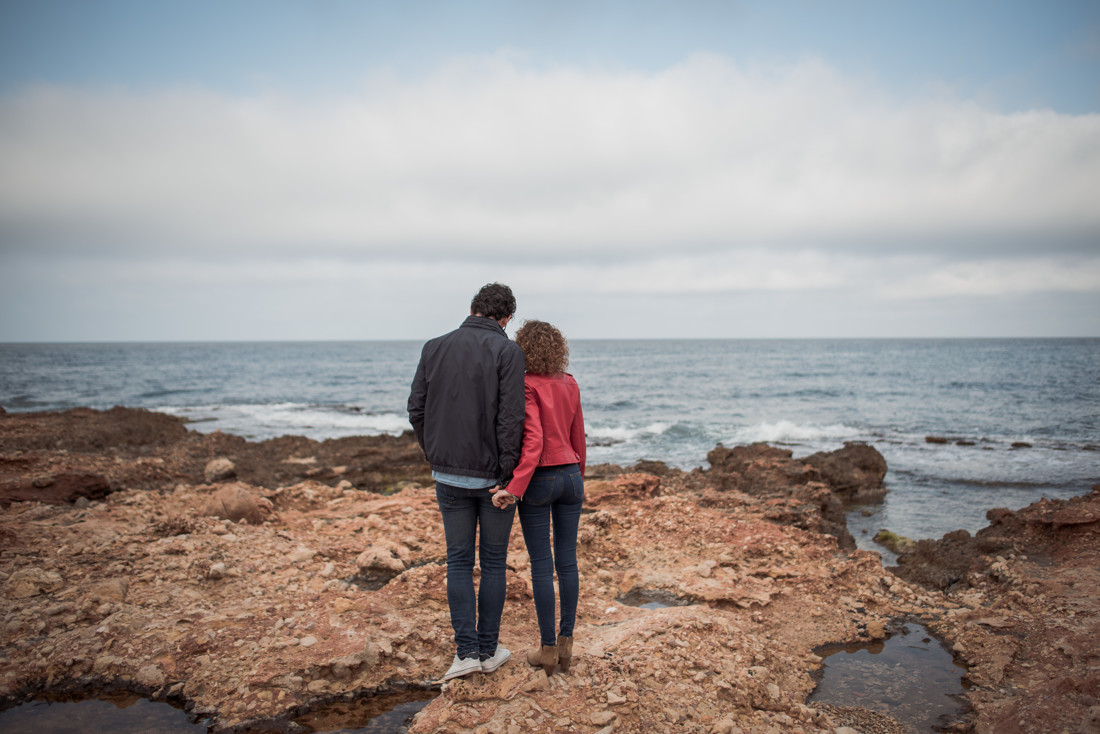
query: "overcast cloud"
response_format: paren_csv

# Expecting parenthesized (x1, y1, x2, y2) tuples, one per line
(1, 4, 1098, 340)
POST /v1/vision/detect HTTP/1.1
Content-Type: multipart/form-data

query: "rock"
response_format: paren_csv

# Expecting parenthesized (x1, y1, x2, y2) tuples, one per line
(866, 620, 887, 639)
(289, 546, 317, 563)
(707, 442, 793, 474)
(872, 529, 916, 554)
(202, 482, 272, 525)
(1, 407, 1095, 734)
(332, 598, 358, 614)
(204, 457, 237, 483)
(5, 568, 64, 598)
(93, 654, 124, 674)
(355, 541, 409, 584)
(590, 710, 616, 726)
(0, 473, 112, 506)
(87, 577, 129, 602)
(135, 663, 166, 689)
(801, 442, 887, 503)
(612, 473, 660, 496)
(1082, 705, 1100, 734)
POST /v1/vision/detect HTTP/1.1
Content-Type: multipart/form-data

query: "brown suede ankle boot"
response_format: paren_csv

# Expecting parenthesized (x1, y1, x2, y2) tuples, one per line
(526, 644, 557, 676)
(556, 636, 573, 673)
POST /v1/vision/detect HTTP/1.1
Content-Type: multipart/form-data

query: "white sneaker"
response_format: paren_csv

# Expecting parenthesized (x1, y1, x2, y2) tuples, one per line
(480, 646, 511, 673)
(443, 655, 482, 681)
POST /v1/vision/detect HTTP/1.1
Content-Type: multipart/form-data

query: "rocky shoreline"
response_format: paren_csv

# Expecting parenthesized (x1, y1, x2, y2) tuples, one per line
(0, 407, 1096, 733)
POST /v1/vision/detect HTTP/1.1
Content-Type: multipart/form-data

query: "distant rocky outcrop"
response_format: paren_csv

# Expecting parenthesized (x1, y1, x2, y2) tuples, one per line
(0, 406, 433, 501)
(702, 441, 888, 548)
(706, 441, 887, 503)
(802, 442, 887, 503)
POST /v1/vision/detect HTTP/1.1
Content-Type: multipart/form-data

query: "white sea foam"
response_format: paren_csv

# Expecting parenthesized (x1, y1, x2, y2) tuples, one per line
(158, 404, 411, 439)
(587, 421, 672, 444)
(728, 420, 857, 445)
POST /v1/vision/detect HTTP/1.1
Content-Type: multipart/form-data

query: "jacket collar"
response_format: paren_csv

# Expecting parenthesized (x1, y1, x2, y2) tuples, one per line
(461, 315, 506, 335)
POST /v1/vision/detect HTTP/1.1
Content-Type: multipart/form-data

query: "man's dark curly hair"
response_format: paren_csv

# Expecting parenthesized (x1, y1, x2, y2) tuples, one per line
(470, 283, 516, 321)
(514, 320, 569, 375)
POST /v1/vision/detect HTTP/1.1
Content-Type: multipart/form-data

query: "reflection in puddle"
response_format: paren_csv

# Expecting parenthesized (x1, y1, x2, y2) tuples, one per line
(0, 689, 438, 734)
(809, 623, 967, 732)
(617, 589, 693, 610)
(293, 690, 437, 733)
(0, 692, 205, 734)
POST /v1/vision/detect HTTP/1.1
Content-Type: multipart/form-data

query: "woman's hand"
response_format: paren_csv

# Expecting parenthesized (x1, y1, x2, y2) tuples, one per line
(491, 487, 516, 509)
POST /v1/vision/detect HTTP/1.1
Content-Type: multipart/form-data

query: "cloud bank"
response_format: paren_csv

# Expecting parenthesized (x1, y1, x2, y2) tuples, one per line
(1, 53, 1098, 339)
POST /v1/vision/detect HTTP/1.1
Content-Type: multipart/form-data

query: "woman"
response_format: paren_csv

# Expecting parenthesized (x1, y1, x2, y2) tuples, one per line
(492, 320, 586, 676)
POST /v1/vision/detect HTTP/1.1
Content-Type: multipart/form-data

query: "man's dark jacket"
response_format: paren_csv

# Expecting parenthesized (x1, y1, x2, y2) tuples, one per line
(407, 316, 526, 484)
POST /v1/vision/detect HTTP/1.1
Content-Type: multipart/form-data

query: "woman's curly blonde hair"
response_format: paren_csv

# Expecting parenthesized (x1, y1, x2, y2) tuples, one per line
(514, 320, 569, 375)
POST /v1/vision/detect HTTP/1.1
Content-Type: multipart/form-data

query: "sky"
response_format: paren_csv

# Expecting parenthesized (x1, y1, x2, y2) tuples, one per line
(1, 0, 1098, 341)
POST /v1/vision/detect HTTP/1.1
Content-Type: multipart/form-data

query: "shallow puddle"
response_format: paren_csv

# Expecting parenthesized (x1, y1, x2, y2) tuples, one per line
(617, 588, 692, 609)
(0, 689, 438, 734)
(0, 691, 205, 733)
(809, 622, 968, 732)
(291, 690, 437, 733)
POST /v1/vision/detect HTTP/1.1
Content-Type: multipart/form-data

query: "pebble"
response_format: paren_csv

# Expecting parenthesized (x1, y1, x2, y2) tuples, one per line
(289, 546, 317, 563)
(591, 710, 616, 725)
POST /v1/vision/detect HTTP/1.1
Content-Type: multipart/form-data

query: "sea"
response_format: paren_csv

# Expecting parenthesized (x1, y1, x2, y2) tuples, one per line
(2, 339, 1097, 558)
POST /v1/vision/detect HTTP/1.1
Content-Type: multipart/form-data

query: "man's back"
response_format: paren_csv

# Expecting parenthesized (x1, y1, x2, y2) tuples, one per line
(408, 315, 525, 483)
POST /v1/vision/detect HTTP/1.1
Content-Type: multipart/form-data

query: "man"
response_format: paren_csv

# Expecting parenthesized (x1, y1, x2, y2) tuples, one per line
(407, 283, 526, 681)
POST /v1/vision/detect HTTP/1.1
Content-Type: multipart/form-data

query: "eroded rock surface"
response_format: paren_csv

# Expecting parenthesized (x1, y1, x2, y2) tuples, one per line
(0, 408, 1094, 734)
(894, 489, 1100, 734)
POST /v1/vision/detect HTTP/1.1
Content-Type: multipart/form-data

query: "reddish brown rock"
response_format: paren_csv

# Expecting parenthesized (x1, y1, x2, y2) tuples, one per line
(201, 482, 275, 525)
(801, 442, 887, 503)
(0, 406, 433, 497)
(704, 443, 858, 548)
(0, 408, 1092, 734)
(0, 472, 112, 506)
(898, 487, 1100, 734)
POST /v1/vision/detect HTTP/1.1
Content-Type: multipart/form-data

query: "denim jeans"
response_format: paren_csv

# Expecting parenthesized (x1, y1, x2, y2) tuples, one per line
(435, 482, 516, 659)
(517, 464, 584, 647)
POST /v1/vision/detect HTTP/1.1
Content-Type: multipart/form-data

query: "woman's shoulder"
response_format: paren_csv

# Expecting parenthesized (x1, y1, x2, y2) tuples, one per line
(524, 372, 578, 391)
(525, 371, 575, 382)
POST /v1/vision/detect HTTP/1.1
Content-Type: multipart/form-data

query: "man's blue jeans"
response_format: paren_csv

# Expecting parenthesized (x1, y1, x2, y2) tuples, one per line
(435, 482, 516, 659)
(517, 464, 584, 647)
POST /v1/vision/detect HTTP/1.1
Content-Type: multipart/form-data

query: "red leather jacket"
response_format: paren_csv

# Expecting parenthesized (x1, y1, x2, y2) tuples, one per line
(506, 372, 586, 498)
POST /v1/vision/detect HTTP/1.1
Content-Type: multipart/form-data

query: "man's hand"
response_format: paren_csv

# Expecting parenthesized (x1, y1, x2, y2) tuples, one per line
(491, 487, 516, 509)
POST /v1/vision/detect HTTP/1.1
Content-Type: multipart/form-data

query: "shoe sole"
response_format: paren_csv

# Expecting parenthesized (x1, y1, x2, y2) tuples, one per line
(442, 663, 483, 681)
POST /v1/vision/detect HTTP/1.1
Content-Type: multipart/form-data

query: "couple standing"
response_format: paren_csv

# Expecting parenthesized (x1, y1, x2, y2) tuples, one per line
(407, 283, 586, 681)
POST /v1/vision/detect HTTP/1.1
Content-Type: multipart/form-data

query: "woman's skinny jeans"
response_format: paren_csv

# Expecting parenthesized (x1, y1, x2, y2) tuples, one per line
(517, 464, 584, 647)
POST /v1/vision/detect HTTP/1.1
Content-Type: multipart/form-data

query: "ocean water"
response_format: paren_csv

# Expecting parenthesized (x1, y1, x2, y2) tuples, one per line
(2, 339, 1097, 551)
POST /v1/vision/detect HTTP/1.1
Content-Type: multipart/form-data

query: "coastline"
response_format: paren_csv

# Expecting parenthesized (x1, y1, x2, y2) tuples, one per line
(0, 407, 1096, 733)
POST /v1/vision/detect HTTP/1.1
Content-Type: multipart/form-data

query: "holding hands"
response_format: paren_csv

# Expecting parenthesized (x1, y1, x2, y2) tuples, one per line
(491, 487, 517, 509)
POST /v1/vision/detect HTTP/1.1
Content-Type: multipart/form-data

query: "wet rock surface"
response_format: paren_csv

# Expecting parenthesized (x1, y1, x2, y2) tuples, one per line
(0, 408, 1095, 733)
(892, 490, 1100, 734)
